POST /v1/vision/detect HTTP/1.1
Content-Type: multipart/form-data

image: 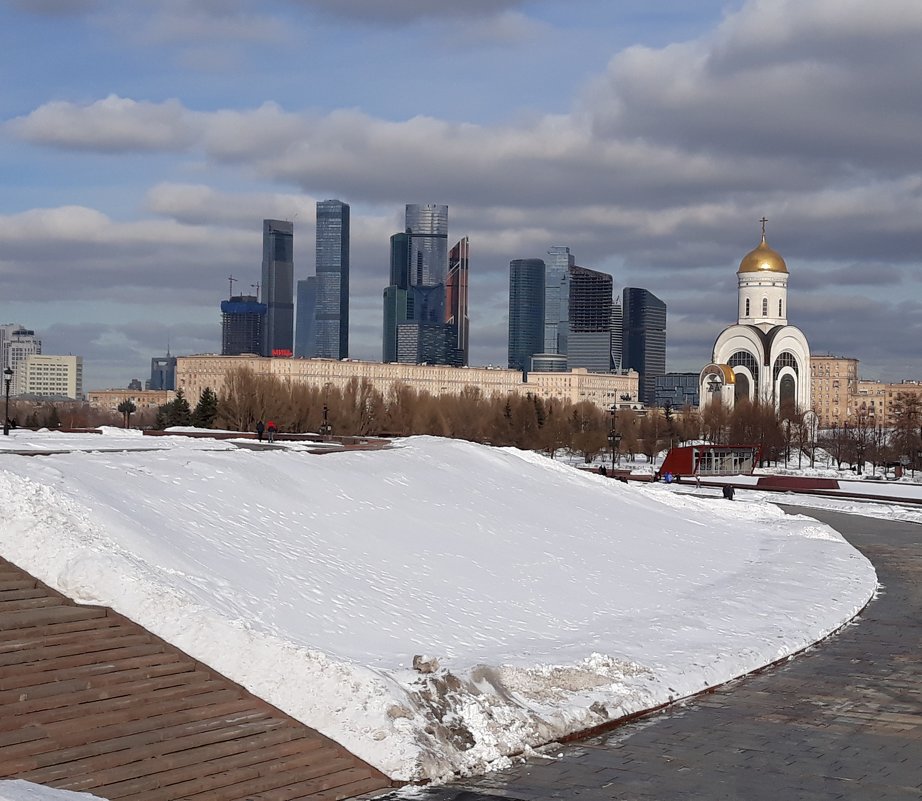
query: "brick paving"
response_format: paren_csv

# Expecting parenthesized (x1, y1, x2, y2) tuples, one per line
(375, 507, 922, 800)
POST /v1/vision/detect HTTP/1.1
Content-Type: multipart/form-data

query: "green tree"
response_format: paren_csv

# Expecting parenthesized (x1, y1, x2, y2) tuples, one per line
(117, 398, 137, 428)
(155, 388, 193, 429)
(192, 387, 218, 428)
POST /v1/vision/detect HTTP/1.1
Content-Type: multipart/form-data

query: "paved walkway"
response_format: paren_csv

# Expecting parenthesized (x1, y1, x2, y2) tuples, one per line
(376, 507, 922, 800)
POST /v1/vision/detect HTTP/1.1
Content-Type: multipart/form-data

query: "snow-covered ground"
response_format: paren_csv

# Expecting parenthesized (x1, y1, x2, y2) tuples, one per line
(0, 428, 882, 785)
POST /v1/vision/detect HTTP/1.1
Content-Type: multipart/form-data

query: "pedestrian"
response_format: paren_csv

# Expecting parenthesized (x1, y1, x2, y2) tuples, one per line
(722, 484, 735, 501)
(599, 465, 608, 477)
(255, 420, 265, 442)
(267, 420, 277, 443)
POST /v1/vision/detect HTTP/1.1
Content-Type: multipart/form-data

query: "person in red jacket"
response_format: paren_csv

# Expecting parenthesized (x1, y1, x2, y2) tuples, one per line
(266, 420, 277, 443)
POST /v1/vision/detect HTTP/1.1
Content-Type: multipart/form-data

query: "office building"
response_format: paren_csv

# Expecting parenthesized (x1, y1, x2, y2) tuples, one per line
(295, 277, 318, 359)
(149, 353, 177, 391)
(654, 373, 700, 409)
(314, 200, 350, 359)
(2, 326, 41, 379)
(567, 265, 613, 373)
(406, 204, 448, 288)
(383, 232, 411, 362)
(384, 205, 465, 366)
(543, 246, 573, 356)
(623, 287, 667, 406)
(508, 259, 546, 372)
(221, 294, 265, 356)
(445, 237, 470, 367)
(261, 219, 294, 357)
(610, 297, 623, 372)
(15, 354, 83, 399)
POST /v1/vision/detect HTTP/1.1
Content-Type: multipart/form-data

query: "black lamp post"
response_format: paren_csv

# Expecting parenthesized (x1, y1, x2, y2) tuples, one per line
(607, 427, 622, 468)
(3, 367, 12, 436)
(319, 403, 333, 441)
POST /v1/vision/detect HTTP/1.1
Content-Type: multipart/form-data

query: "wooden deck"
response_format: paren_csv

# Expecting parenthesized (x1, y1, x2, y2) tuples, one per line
(0, 557, 392, 801)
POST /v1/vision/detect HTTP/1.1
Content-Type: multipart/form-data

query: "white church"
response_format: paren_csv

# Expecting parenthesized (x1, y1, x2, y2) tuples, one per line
(699, 221, 811, 414)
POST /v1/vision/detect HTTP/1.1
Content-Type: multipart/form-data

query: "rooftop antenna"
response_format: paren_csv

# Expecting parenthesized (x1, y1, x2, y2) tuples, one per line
(228, 274, 237, 299)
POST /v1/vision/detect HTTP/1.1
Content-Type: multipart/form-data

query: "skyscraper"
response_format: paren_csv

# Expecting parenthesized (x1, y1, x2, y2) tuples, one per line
(295, 277, 317, 359)
(622, 287, 667, 406)
(221, 294, 266, 356)
(508, 259, 546, 372)
(382, 232, 410, 363)
(567, 265, 613, 373)
(384, 205, 464, 366)
(445, 237, 470, 366)
(261, 219, 294, 358)
(314, 200, 350, 359)
(543, 245, 574, 355)
(610, 296, 623, 372)
(406, 204, 448, 288)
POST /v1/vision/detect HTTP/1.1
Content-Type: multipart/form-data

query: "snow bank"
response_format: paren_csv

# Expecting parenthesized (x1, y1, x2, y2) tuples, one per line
(0, 435, 876, 781)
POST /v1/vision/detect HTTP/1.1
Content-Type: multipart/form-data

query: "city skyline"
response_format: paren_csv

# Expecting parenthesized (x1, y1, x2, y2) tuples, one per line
(2, 1, 921, 388)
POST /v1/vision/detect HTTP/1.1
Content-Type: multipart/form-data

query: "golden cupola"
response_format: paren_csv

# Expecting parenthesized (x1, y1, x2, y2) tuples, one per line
(738, 233, 788, 274)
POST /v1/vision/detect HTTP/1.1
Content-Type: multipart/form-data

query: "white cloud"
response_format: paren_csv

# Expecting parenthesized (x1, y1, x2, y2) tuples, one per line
(7, 95, 198, 152)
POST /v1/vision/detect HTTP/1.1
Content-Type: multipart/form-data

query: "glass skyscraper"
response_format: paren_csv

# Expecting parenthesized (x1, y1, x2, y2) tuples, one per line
(221, 295, 266, 356)
(622, 287, 667, 406)
(544, 245, 574, 355)
(567, 265, 613, 373)
(294, 277, 317, 358)
(384, 205, 464, 365)
(445, 237, 470, 366)
(508, 259, 546, 372)
(314, 200, 350, 359)
(260, 219, 294, 357)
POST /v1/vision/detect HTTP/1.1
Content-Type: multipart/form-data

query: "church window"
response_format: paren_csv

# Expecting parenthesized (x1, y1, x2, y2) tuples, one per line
(779, 299, 783, 316)
(762, 297, 768, 316)
(745, 298, 750, 316)
(728, 350, 759, 398)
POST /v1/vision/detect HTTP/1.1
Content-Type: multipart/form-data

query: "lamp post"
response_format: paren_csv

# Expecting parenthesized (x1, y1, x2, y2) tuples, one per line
(2, 367, 13, 436)
(319, 403, 333, 441)
(608, 406, 622, 467)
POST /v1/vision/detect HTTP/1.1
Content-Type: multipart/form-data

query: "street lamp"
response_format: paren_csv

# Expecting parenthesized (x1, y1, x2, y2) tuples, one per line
(319, 404, 333, 441)
(3, 367, 12, 436)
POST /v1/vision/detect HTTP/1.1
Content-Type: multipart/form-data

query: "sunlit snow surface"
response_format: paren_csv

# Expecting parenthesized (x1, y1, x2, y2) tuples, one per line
(0, 429, 879, 782)
(0, 781, 105, 801)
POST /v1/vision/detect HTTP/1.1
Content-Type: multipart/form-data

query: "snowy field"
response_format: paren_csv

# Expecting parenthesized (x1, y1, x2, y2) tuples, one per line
(0, 428, 880, 785)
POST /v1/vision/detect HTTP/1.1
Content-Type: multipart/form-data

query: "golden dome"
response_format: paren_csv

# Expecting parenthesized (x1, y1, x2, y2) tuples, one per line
(738, 235, 788, 274)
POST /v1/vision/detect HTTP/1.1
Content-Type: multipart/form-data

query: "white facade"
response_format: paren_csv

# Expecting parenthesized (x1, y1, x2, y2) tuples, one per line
(2, 325, 41, 378)
(15, 354, 83, 399)
(700, 230, 811, 414)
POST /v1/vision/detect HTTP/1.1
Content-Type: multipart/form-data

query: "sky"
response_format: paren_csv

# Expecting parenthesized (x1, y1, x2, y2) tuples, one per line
(0, 431, 881, 784)
(1, 0, 921, 390)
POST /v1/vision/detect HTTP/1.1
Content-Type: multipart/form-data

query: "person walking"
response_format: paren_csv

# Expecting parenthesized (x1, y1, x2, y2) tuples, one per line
(722, 484, 735, 501)
(255, 420, 265, 442)
(266, 420, 277, 443)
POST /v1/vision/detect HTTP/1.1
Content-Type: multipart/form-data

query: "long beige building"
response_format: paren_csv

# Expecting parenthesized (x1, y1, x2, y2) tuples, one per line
(176, 355, 639, 411)
(14, 354, 83, 399)
(87, 389, 175, 412)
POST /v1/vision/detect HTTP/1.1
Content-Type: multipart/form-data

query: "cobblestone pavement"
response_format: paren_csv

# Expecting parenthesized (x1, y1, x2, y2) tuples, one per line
(374, 507, 922, 800)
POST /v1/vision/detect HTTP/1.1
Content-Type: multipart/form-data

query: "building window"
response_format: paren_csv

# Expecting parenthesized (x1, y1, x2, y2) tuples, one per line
(778, 299, 783, 316)
(762, 297, 768, 316)
(745, 298, 750, 316)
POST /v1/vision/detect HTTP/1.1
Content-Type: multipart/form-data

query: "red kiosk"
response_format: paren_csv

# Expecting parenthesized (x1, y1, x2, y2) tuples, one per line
(659, 444, 761, 479)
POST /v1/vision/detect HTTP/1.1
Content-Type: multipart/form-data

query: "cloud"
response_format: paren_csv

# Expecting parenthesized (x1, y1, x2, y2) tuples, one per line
(3, 0, 99, 14)
(288, 0, 528, 24)
(7, 95, 198, 152)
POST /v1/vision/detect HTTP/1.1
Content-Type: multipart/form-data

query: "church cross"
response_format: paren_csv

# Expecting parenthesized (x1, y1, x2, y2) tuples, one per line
(759, 216, 768, 238)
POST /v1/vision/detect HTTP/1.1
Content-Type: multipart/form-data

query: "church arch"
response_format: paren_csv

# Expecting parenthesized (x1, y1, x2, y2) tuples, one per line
(728, 349, 759, 400)
(734, 372, 751, 403)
